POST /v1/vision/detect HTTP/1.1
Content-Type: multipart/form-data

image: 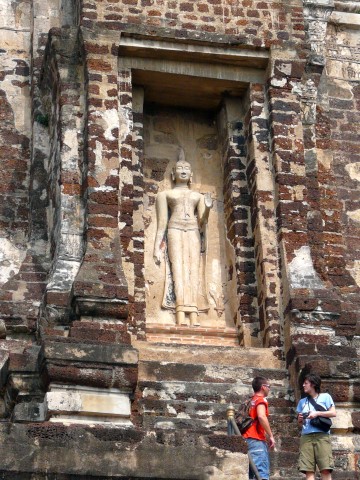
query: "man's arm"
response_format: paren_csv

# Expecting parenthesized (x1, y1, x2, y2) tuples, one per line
(257, 403, 275, 449)
(308, 405, 336, 419)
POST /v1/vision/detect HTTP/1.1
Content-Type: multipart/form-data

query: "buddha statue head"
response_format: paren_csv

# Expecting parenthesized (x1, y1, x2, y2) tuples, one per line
(171, 148, 193, 185)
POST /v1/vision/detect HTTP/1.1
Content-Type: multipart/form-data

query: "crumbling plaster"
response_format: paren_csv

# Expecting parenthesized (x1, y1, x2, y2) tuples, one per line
(0, 238, 27, 286)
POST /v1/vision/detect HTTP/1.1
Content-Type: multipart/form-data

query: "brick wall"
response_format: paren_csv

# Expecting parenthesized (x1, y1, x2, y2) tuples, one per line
(81, 0, 304, 48)
(329, 77, 360, 337)
(0, 0, 359, 476)
(1, 0, 358, 346)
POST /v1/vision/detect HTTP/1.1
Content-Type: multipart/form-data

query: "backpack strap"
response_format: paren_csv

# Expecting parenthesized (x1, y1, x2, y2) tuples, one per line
(307, 395, 327, 412)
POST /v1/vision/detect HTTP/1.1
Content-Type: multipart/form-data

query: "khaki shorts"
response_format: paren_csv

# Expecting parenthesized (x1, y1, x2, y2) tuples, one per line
(298, 433, 334, 473)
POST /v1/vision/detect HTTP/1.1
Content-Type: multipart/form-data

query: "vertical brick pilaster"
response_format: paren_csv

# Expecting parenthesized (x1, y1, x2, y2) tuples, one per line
(219, 97, 258, 345)
(246, 83, 282, 353)
(117, 67, 134, 320)
(117, 75, 146, 338)
(73, 35, 128, 319)
(38, 29, 86, 325)
(131, 87, 146, 339)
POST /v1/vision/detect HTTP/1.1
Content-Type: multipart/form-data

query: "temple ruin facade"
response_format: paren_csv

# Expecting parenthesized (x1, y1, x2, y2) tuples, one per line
(0, 0, 359, 477)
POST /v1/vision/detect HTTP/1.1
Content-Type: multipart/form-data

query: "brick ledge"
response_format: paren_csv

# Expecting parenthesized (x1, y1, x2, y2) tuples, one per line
(146, 323, 239, 346)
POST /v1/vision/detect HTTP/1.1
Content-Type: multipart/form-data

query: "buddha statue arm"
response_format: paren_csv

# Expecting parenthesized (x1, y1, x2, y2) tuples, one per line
(198, 192, 213, 228)
(153, 191, 168, 264)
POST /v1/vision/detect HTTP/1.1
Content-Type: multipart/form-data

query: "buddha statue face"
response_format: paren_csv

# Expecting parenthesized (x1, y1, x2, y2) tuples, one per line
(172, 161, 192, 184)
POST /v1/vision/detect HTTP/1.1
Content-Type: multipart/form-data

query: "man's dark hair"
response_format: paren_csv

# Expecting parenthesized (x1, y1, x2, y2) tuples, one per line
(304, 373, 322, 393)
(252, 376, 268, 393)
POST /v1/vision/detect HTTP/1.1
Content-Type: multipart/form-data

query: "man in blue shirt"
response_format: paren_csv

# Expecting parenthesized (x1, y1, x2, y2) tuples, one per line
(297, 373, 337, 480)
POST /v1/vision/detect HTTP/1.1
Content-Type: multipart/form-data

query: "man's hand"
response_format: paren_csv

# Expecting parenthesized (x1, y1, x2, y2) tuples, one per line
(307, 411, 318, 419)
(257, 404, 275, 450)
(268, 435, 275, 449)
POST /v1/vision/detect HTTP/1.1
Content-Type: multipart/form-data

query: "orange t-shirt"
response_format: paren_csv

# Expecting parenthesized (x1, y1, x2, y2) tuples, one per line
(242, 395, 269, 441)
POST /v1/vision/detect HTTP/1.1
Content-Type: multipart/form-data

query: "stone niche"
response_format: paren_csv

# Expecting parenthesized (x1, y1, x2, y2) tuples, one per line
(143, 104, 233, 329)
(119, 36, 269, 346)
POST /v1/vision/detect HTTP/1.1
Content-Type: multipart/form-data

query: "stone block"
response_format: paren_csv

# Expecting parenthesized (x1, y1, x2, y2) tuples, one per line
(44, 362, 138, 391)
(271, 450, 299, 469)
(9, 346, 41, 372)
(207, 434, 247, 453)
(45, 385, 131, 419)
(331, 408, 358, 433)
(353, 382, 360, 402)
(12, 402, 46, 423)
(74, 297, 129, 318)
(322, 380, 350, 402)
(8, 373, 42, 396)
(0, 423, 249, 478)
(0, 319, 6, 339)
(69, 327, 131, 344)
(42, 339, 139, 365)
(351, 411, 360, 430)
(0, 349, 9, 388)
(331, 11, 360, 28)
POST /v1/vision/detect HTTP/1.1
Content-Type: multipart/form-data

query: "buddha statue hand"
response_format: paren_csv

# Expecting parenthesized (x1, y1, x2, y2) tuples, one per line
(153, 247, 162, 265)
(204, 192, 213, 209)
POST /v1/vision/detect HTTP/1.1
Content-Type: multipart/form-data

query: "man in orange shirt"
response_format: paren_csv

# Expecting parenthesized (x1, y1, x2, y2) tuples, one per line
(243, 376, 276, 480)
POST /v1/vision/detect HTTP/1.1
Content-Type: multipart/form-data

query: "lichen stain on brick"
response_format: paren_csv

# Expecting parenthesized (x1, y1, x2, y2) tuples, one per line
(95, 108, 119, 141)
(0, 238, 26, 286)
(347, 209, 360, 224)
(345, 162, 360, 182)
(349, 260, 360, 288)
(288, 246, 324, 289)
(119, 105, 133, 143)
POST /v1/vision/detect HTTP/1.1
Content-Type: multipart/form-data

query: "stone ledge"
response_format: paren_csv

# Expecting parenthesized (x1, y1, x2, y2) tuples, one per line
(330, 11, 360, 27)
(146, 324, 239, 347)
(0, 423, 248, 479)
(44, 362, 138, 391)
(119, 35, 269, 68)
(133, 338, 285, 369)
(147, 324, 238, 336)
(41, 339, 139, 365)
(45, 384, 131, 421)
(134, 340, 284, 369)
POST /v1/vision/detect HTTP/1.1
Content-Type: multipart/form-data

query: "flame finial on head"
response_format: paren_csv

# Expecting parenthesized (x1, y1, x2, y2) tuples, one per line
(178, 147, 186, 163)
(171, 147, 192, 184)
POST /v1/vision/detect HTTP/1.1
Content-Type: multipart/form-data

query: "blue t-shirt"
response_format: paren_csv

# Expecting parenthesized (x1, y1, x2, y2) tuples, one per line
(296, 393, 334, 435)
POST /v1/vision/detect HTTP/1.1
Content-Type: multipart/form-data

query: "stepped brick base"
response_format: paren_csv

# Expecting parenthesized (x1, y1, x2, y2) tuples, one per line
(0, 423, 249, 479)
(146, 323, 240, 346)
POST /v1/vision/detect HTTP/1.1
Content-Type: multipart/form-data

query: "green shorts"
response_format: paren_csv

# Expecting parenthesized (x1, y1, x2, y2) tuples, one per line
(298, 433, 334, 473)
